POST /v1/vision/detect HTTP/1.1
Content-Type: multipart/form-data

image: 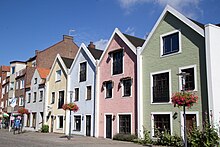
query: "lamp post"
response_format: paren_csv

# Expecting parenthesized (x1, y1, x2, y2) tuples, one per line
(177, 72, 190, 147)
(68, 91, 73, 140)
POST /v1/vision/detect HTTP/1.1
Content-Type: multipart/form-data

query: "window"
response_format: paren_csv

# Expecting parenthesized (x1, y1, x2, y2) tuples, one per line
(153, 114, 171, 136)
(181, 67, 195, 91)
(105, 81, 113, 98)
(56, 70, 61, 82)
(75, 88, 79, 101)
(119, 115, 131, 134)
(33, 92, 36, 103)
(79, 62, 87, 82)
(19, 96, 24, 106)
(113, 51, 123, 75)
(28, 93, 31, 103)
(39, 91, 43, 102)
(11, 66, 15, 74)
(20, 79, 24, 89)
(186, 114, 197, 133)
(86, 86, 92, 100)
(74, 116, 81, 131)
(123, 79, 132, 97)
(51, 92, 55, 104)
(32, 113, 36, 128)
(152, 72, 170, 103)
(34, 78, 37, 84)
(161, 31, 180, 56)
(26, 113, 30, 127)
(58, 116, 64, 129)
(16, 81, 19, 89)
(58, 91, 64, 109)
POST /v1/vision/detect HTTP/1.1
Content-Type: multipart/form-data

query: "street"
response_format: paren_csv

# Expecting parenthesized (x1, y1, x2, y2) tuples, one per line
(0, 129, 143, 147)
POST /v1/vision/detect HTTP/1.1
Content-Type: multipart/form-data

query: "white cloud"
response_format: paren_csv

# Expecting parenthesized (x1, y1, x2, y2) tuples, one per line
(118, 0, 202, 18)
(94, 39, 108, 50)
(125, 27, 135, 36)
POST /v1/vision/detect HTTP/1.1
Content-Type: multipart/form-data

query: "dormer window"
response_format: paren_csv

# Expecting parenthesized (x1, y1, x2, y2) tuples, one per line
(160, 30, 181, 56)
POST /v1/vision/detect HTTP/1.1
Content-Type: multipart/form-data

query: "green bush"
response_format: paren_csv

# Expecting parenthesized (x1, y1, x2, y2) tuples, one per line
(41, 125, 49, 133)
(187, 121, 219, 147)
(154, 130, 183, 147)
(113, 133, 137, 142)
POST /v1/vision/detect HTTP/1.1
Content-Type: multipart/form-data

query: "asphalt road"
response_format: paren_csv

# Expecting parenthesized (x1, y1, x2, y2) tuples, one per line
(0, 129, 143, 147)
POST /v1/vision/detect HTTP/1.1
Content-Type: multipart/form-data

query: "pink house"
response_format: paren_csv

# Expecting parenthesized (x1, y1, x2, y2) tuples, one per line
(96, 28, 144, 138)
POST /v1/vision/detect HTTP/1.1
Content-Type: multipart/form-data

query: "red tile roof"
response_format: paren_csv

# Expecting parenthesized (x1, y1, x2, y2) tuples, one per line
(37, 68, 50, 79)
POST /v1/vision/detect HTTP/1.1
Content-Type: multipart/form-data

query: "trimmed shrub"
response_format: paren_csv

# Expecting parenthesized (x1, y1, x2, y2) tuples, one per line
(113, 133, 137, 142)
(41, 125, 49, 133)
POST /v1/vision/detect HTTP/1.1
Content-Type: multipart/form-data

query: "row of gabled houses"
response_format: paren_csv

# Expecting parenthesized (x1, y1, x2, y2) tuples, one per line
(0, 5, 220, 139)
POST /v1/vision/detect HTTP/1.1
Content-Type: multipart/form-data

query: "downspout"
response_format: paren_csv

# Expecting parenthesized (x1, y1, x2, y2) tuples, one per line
(137, 47, 143, 138)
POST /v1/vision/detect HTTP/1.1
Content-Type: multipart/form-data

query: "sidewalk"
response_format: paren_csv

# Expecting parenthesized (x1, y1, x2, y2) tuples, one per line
(0, 129, 143, 147)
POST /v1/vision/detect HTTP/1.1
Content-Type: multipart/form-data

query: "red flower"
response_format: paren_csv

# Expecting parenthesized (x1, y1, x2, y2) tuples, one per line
(62, 103, 79, 112)
(18, 108, 29, 114)
(171, 92, 198, 108)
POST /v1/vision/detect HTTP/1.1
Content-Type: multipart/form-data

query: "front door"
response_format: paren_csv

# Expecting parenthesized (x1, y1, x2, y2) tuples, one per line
(86, 115, 91, 136)
(51, 116, 54, 132)
(106, 115, 112, 139)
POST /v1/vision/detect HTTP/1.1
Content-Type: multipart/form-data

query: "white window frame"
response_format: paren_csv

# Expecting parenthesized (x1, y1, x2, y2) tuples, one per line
(121, 79, 132, 97)
(150, 69, 172, 104)
(58, 89, 65, 109)
(104, 81, 113, 99)
(179, 64, 197, 91)
(151, 112, 173, 137)
(73, 114, 82, 132)
(19, 96, 24, 106)
(110, 49, 124, 76)
(56, 115, 64, 130)
(16, 81, 19, 89)
(78, 60, 87, 82)
(160, 30, 182, 57)
(51, 91, 55, 104)
(20, 79, 24, 89)
(55, 69, 62, 82)
(180, 111, 199, 137)
(86, 85, 92, 100)
(74, 87, 80, 102)
(117, 113, 132, 134)
(39, 90, 43, 102)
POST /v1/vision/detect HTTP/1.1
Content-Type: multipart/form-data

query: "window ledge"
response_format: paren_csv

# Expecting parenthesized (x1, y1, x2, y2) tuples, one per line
(151, 102, 171, 105)
(160, 51, 181, 58)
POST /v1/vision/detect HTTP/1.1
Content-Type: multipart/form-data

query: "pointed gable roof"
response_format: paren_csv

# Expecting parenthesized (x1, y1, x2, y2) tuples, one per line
(37, 68, 50, 79)
(140, 5, 205, 54)
(88, 47, 103, 60)
(98, 28, 144, 66)
(123, 33, 145, 48)
(61, 57, 74, 69)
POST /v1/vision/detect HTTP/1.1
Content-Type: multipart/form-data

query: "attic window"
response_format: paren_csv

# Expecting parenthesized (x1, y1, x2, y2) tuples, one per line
(56, 70, 61, 82)
(108, 49, 124, 75)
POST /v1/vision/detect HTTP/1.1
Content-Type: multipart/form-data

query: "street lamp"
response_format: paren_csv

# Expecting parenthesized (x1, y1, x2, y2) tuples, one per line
(68, 91, 73, 140)
(177, 72, 190, 147)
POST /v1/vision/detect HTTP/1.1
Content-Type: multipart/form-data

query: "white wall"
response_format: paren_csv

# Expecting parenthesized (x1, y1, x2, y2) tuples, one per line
(205, 24, 220, 134)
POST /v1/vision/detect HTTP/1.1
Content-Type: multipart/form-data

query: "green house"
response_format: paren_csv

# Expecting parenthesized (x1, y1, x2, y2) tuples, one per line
(137, 5, 208, 138)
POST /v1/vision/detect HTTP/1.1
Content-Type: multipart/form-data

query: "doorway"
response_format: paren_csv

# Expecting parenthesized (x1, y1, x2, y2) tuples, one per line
(86, 115, 91, 136)
(105, 115, 112, 139)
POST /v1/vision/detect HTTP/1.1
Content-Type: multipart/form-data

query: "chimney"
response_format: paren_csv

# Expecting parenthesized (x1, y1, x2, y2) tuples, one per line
(88, 42, 95, 49)
(35, 50, 39, 55)
(63, 35, 73, 41)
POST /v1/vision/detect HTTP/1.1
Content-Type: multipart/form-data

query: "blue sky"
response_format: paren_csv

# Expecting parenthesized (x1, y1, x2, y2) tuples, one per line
(0, 0, 220, 66)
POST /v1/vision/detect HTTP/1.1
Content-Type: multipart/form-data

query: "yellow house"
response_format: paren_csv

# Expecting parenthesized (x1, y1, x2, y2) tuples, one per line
(45, 54, 74, 133)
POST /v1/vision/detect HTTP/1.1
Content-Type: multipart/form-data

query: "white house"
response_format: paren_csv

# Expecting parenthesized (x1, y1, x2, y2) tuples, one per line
(24, 67, 50, 131)
(66, 42, 103, 137)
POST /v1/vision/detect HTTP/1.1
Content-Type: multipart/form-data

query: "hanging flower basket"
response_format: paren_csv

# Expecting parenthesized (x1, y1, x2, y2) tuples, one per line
(62, 103, 79, 112)
(171, 92, 198, 108)
(18, 108, 29, 114)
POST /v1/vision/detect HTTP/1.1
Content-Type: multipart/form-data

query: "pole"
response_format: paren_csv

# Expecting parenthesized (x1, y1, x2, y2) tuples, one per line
(68, 110, 71, 140)
(183, 105, 187, 147)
